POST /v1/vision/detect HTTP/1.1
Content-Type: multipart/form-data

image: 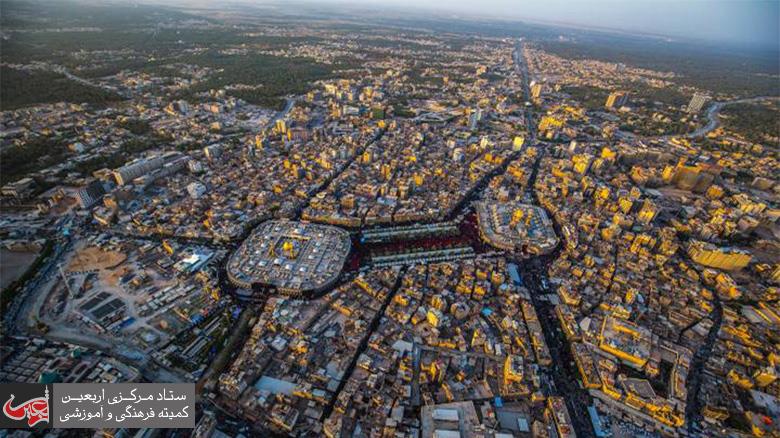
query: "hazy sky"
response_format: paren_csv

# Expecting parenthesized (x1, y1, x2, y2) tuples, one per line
(320, 0, 779, 48)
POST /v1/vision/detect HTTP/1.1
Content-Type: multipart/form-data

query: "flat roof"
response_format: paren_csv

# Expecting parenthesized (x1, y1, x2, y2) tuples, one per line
(432, 408, 460, 422)
(227, 220, 350, 293)
(433, 431, 461, 438)
(255, 376, 296, 395)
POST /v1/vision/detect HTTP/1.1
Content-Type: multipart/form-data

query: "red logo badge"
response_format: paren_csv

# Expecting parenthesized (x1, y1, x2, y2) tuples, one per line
(2, 386, 49, 427)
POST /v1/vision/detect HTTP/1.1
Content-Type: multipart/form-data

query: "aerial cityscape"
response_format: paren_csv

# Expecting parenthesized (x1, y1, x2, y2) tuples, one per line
(0, 0, 778, 436)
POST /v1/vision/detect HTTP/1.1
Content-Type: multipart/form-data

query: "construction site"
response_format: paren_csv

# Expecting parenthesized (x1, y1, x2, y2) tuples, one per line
(25, 234, 229, 378)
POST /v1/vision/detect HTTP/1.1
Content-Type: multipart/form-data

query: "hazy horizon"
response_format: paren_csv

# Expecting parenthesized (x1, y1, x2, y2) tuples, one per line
(297, 0, 779, 48)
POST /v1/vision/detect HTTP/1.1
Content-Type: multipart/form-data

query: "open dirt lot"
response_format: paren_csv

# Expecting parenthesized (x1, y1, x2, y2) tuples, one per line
(66, 246, 127, 273)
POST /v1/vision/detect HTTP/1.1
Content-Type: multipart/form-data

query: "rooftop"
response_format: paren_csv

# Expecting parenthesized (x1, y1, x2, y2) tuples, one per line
(227, 220, 351, 294)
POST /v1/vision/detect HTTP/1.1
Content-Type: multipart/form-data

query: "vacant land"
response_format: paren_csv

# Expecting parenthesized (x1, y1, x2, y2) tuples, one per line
(720, 101, 780, 146)
(0, 66, 123, 110)
(67, 246, 127, 273)
(176, 52, 339, 109)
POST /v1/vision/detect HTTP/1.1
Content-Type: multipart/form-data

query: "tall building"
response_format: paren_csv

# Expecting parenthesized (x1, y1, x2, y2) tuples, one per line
(113, 156, 166, 185)
(503, 355, 524, 383)
(187, 182, 207, 199)
(605, 91, 628, 109)
(663, 159, 718, 193)
(275, 118, 287, 134)
(531, 83, 543, 100)
(538, 116, 563, 133)
(112, 152, 185, 186)
(687, 240, 752, 271)
(512, 136, 525, 151)
(468, 108, 483, 130)
(76, 180, 108, 209)
(686, 93, 710, 114)
(193, 411, 217, 438)
(204, 144, 223, 160)
(637, 199, 659, 224)
(753, 367, 778, 388)
(1, 177, 36, 199)
(164, 100, 190, 115)
(188, 160, 204, 173)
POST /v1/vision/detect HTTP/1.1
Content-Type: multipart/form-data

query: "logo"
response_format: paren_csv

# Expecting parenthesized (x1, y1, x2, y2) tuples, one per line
(2, 386, 49, 427)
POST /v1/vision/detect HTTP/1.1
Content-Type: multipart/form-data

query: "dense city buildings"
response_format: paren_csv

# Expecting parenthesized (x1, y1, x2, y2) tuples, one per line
(0, 0, 778, 437)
